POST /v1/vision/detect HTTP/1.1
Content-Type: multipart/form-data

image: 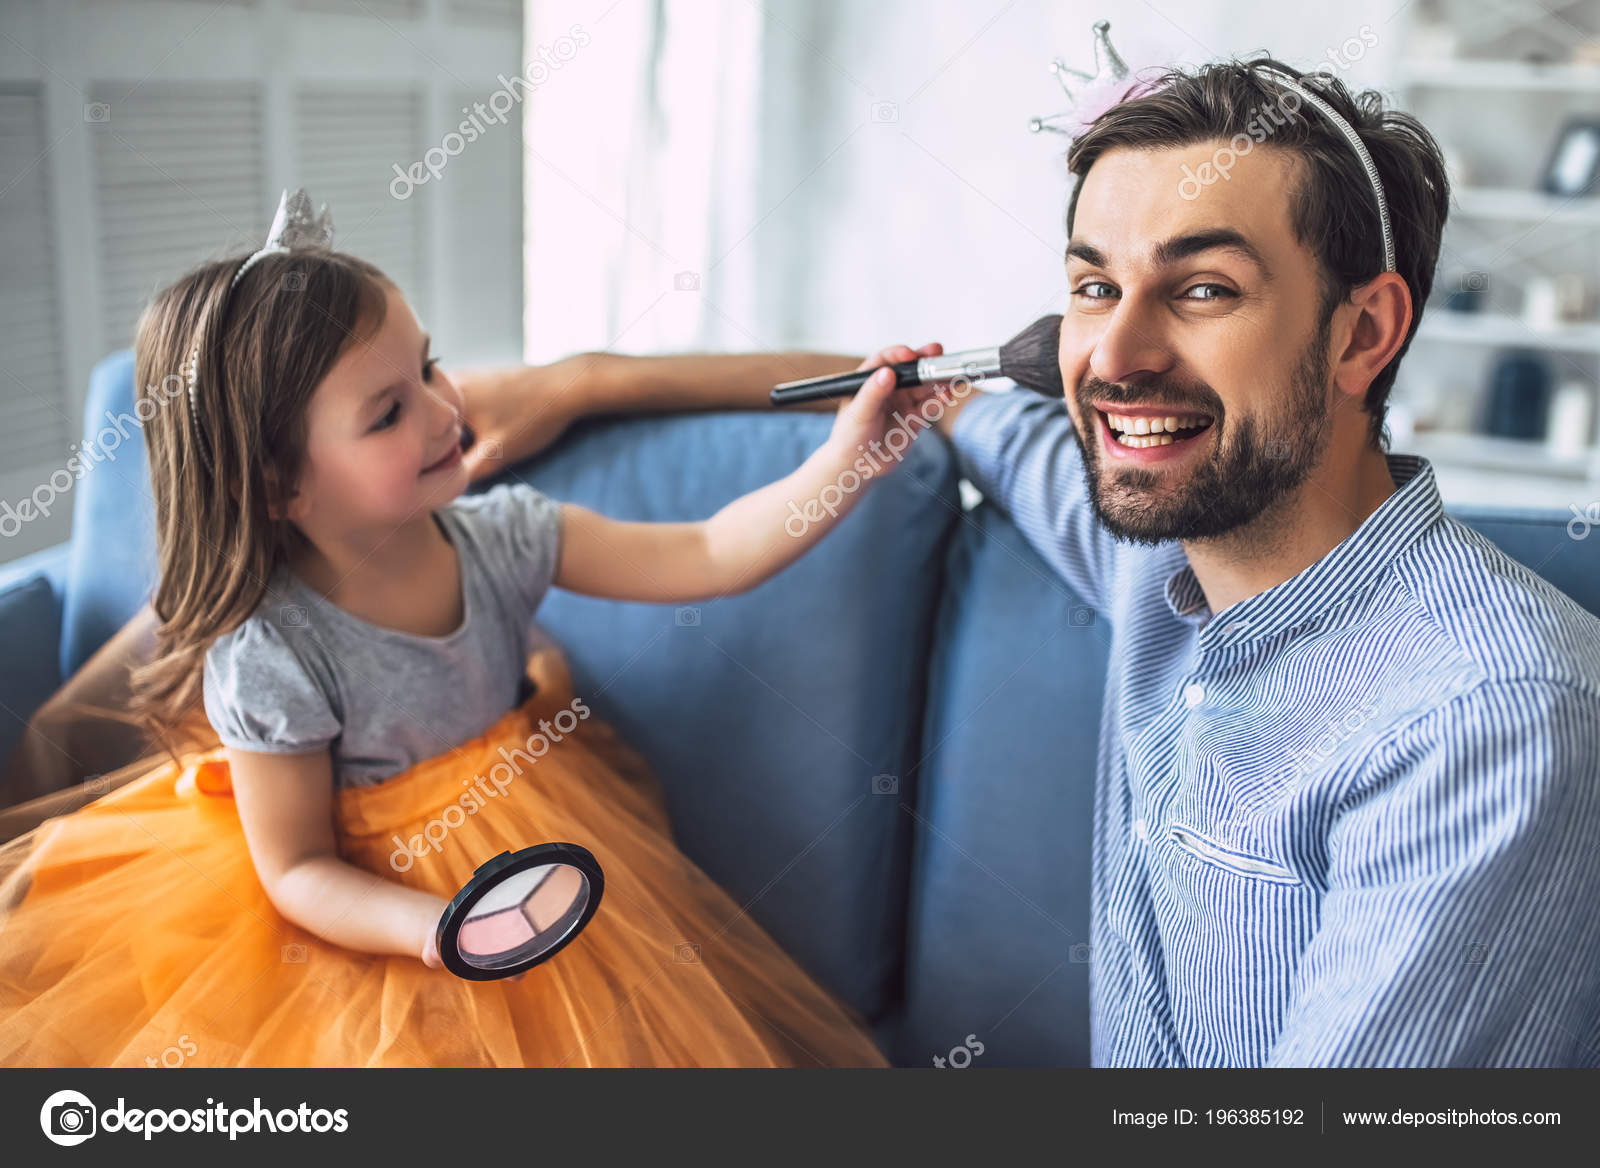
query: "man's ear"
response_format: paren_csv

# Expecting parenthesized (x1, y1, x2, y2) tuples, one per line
(1333, 271, 1412, 402)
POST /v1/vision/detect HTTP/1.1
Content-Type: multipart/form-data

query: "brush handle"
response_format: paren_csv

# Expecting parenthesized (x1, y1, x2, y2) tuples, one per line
(769, 360, 920, 405)
(769, 347, 1003, 405)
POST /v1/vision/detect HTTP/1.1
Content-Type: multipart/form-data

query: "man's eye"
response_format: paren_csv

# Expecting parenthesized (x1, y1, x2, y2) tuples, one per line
(372, 400, 401, 432)
(424, 356, 441, 381)
(1182, 283, 1236, 301)
(1072, 281, 1118, 300)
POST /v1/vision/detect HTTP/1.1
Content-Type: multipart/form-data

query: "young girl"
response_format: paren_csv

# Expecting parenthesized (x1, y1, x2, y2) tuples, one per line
(0, 193, 946, 1068)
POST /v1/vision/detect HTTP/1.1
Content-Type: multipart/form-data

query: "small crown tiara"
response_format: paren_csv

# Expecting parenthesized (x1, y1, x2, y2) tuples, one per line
(185, 188, 336, 476)
(1028, 20, 1129, 138)
(228, 188, 334, 289)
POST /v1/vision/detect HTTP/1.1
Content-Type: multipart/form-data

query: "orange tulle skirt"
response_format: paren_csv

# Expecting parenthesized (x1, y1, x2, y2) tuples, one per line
(0, 649, 887, 1068)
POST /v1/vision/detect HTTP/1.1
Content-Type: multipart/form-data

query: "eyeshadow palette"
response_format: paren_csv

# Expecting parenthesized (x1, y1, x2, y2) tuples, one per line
(435, 844, 604, 980)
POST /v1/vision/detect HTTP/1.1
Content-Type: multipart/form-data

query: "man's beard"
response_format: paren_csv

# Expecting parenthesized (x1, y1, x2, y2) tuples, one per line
(1071, 316, 1334, 547)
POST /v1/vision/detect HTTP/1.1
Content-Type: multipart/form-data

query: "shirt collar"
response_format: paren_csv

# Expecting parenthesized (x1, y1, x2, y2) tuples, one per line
(1162, 453, 1442, 649)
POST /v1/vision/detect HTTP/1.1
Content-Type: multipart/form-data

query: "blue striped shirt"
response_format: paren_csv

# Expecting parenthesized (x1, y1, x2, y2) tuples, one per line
(949, 389, 1600, 1067)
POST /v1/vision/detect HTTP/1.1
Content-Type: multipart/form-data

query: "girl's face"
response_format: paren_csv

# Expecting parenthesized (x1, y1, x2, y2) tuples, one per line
(285, 286, 469, 537)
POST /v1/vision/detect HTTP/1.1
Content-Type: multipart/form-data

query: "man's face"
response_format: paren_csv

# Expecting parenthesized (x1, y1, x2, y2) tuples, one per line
(1060, 142, 1338, 546)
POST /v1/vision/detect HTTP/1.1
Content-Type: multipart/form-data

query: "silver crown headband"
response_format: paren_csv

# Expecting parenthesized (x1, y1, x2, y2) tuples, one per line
(1031, 22, 1396, 275)
(184, 188, 335, 475)
(1251, 65, 1396, 273)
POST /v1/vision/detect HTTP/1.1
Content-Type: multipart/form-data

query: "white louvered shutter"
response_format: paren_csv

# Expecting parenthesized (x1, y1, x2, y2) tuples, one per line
(294, 85, 427, 323)
(0, 84, 70, 485)
(89, 82, 266, 356)
(449, 0, 522, 23)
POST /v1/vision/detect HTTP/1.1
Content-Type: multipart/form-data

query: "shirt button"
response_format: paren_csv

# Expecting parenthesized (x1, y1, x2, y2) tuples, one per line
(1132, 817, 1148, 843)
(1183, 682, 1205, 709)
(1224, 621, 1248, 635)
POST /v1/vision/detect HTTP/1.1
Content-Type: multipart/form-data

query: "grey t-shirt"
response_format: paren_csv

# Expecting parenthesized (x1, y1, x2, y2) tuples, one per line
(202, 482, 563, 787)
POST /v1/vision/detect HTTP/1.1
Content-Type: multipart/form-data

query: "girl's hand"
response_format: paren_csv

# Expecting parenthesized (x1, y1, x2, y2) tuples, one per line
(826, 342, 956, 471)
(420, 909, 525, 982)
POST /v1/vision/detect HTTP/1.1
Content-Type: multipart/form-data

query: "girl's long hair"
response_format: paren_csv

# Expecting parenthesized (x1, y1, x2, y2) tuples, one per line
(128, 248, 394, 754)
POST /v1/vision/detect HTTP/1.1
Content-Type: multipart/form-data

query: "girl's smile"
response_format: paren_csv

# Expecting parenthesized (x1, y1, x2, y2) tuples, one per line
(420, 437, 464, 476)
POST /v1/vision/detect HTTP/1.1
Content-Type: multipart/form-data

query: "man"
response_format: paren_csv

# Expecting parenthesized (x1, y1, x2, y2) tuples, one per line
(457, 59, 1600, 1066)
(13, 60, 1599, 1065)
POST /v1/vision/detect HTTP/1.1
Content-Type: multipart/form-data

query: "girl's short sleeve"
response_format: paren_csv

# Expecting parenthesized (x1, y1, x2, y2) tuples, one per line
(203, 616, 341, 754)
(452, 482, 565, 616)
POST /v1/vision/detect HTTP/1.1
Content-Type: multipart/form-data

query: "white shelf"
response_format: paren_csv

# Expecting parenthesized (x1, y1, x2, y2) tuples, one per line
(1398, 59, 1600, 92)
(1406, 430, 1597, 480)
(1405, 432, 1600, 511)
(1454, 187, 1600, 226)
(1428, 463, 1598, 510)
(1417, 312, 1600, 354)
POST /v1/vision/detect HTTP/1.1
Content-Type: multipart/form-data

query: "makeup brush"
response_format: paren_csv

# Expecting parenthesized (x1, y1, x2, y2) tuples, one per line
(769, 314, 1064, 405)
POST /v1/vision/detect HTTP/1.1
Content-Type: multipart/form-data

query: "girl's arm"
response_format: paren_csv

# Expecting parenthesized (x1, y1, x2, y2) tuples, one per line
(227, 745, 446, 967)
(553, 354, 956, 603)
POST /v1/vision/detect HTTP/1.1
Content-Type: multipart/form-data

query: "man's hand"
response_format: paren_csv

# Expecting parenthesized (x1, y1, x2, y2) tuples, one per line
(453, 358, 597, 481)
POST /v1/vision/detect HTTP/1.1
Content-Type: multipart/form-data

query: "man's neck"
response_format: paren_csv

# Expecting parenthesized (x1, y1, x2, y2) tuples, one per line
(1181, 440, 1398, 620)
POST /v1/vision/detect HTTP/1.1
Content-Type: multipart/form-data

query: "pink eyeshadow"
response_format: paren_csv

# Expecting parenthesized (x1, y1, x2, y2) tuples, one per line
(457, 904, 536, 956)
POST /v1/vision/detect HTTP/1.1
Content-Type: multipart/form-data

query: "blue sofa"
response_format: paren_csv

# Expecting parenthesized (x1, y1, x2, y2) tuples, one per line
(3, 349, 1598, 1067)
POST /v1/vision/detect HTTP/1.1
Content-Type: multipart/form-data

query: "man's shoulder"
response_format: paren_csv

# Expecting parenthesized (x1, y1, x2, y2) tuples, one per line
(1387, 513, 1600, 694)
(1342, 514, 1600, 784)
(1266, 512, 1600, 766)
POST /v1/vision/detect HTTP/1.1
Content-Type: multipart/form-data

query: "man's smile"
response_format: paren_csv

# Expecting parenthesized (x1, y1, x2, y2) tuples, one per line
(1092, 405, 1216, 464)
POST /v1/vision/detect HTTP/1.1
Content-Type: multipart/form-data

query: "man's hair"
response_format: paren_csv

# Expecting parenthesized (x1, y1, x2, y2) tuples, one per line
(1065, 57, 1449, 449)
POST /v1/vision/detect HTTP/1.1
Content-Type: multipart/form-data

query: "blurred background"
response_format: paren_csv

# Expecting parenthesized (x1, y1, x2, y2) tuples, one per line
(2, 0, 1598, 565)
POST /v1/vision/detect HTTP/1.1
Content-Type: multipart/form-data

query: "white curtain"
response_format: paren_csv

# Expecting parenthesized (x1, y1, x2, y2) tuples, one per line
(523, 0, 766, 361)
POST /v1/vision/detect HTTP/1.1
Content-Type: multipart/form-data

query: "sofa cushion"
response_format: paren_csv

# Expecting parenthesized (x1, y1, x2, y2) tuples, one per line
(892, 501, 1105, 1067)
(0, 568, 65, 771)
(495, 410, 960, 1020)
(61, 349, 158, 681)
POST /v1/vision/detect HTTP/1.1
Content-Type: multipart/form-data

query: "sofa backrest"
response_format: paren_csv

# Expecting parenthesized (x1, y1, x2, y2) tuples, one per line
(61, 349, 156, 682)
(891, 503, 1105, 1067)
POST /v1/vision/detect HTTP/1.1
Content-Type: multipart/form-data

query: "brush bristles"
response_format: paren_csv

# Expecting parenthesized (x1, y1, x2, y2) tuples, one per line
(998, 314, 1064, 397)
